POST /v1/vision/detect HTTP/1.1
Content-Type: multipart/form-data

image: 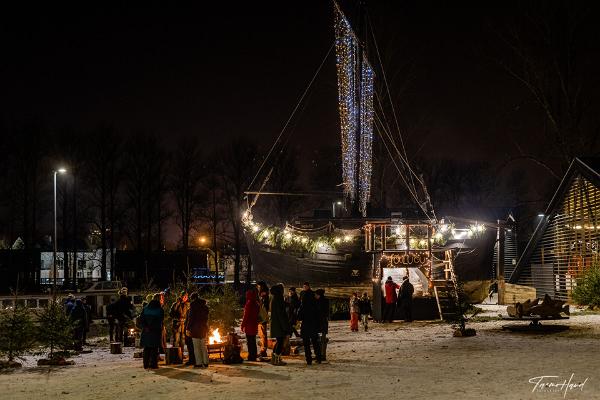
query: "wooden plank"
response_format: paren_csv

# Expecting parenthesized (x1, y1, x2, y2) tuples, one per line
(504, 283, 537, 304)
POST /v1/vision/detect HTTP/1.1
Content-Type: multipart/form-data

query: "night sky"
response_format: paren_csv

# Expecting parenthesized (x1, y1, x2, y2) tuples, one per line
(2, 1, 598, 207)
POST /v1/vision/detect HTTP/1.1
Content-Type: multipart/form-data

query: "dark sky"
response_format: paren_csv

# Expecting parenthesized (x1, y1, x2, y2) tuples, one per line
(1, 1, 596, 199)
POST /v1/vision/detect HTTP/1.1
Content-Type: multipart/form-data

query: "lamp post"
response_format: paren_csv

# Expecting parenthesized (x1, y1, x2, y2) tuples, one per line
(332, 200, 343, 218)
(53, 168, 67, 289)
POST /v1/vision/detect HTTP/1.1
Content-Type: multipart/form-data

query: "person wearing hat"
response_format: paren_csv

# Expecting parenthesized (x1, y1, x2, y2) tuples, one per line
(384, 276, 400, 323)
(169, 290, 189, 355)
(115, 287, 134, 343)
(399, 276, 414, 322)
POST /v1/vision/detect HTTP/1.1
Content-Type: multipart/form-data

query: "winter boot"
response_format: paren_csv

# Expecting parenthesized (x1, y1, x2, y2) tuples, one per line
(275, 354, 286, 366)
(321, 340, 327, 361)
(271, 354, 286, 366)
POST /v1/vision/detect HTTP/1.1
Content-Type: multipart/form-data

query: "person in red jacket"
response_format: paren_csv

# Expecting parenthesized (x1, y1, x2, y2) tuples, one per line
(241, 287, 260, 361)
(384, 276, 400, 323)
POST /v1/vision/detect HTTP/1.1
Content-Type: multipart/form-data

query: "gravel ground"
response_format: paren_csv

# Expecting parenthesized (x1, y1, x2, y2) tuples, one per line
(1, 312, 599, 400)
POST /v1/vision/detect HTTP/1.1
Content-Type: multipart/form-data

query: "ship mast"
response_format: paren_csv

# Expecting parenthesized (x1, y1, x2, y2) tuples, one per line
(334, 0, 374, 217)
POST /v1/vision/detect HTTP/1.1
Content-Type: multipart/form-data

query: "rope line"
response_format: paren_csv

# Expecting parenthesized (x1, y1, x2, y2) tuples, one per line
(247, 42, 335, 196)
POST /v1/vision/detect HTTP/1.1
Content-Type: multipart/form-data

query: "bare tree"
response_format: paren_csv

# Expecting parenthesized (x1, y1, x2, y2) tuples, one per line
(494, 1, 600, 172)
(85, 124, 123, 280)
(170, 136, 204, 252)
(220, 136, 258, 286)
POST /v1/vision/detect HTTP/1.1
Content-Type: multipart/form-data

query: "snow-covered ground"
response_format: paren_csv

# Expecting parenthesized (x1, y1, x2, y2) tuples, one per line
(2, 313, 599, 400)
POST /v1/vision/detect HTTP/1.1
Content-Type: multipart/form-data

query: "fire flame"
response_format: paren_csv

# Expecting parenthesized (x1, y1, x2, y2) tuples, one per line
(208, 328, 222, 344)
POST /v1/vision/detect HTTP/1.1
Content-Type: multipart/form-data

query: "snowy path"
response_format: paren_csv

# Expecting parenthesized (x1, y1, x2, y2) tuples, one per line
(1, 316, 599, 399)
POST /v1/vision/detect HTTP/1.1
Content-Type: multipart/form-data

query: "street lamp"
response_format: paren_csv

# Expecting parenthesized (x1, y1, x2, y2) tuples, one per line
(53, 168, 67, 289)
(332, 200, 343, 218)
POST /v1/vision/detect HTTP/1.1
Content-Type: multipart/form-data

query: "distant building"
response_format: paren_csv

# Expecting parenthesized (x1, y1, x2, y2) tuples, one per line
(39, 249, 112, 285)
(115, 250, 210, 290)
(510, 157, 600, 300)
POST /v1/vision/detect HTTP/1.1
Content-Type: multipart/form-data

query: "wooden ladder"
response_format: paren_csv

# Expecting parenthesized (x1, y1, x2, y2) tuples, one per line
(433, 252, 460, 320)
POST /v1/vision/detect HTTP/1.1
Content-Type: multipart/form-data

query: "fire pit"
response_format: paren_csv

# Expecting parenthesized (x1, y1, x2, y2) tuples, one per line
(207, 328, 225, 359)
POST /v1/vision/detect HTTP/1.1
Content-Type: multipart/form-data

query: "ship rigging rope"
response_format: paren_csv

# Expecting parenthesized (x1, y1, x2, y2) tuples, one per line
(247, 42, 335, 209)
(374, 111, 433, 221)
(374, 92, 423, 192)
(373, 94, 437, 221)
(367, 13, 419, 199)
(368, 12, 437, 220)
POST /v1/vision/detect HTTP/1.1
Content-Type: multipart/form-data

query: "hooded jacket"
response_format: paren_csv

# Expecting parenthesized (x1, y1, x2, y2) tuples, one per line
(139, 299, 164, 348)
(269, 284, 290, 338)
(241, 290, 260, 336)
(186, 298, 209, 339)
(298, 289, 320, 337)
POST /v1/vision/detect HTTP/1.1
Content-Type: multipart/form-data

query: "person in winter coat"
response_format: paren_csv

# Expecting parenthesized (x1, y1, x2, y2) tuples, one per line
(169, 291, 189, 352)
(241, 287, 260, 361)
(349, 292, 360, 332)
(185, 292, 210, 368)
(359, 292, 372, 331)
(298, 282, 322, 365)
(81, 297, 92, 345)
(399, 276, 415, 322)
(115, 288, 134, 342)
(384, 277, 400, 323)
(106, 296, 118, 342)
(69, 298, 88, 351)
(269, 284, 290, 366)
(138, 293, 164, 369)
(286, 287, 300, 337)
(256, 281, 270, 358)
(315, 289, 329, 361)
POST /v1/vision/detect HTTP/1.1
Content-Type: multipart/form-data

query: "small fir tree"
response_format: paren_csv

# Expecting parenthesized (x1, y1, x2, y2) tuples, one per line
(36, 298, 74, 359)
(572, 263, 600, 309)
(0, 303, 35, 363)
(448, 281, 479, 337)
(205, 285, 242, 333)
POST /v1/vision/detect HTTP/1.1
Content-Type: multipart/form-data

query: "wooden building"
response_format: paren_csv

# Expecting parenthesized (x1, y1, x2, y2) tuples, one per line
(510, 158, 600, 301)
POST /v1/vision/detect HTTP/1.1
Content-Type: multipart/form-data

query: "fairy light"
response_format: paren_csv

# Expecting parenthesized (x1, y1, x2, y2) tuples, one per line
(358, 58, 374, 216)
(335, 6, 358, 202)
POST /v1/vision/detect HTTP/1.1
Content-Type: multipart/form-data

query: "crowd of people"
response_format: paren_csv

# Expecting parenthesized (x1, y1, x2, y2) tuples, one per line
(113, 277, 414, 370)
(131, 281, 333, 370)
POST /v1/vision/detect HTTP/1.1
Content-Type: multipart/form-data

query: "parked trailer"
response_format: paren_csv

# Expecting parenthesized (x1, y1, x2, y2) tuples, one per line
(0, 282, 144, 319)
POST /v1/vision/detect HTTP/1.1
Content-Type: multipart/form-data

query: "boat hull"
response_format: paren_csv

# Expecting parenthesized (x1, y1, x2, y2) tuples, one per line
(247, 237, 374, 297)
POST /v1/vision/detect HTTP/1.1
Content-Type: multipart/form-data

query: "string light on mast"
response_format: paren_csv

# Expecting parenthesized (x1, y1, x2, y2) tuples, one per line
(359, 57, 374, 216)
(334, 5, 358, 202)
